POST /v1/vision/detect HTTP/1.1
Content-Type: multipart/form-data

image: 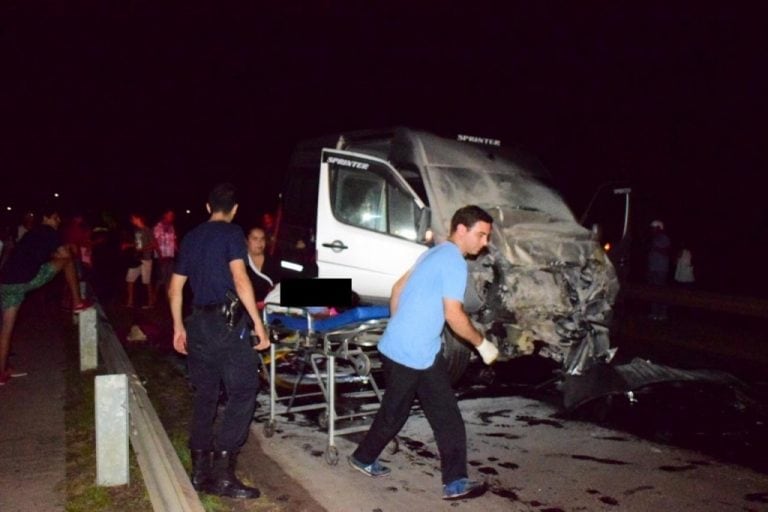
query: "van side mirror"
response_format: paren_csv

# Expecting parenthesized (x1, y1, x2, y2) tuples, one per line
(417, 207, 431, 243)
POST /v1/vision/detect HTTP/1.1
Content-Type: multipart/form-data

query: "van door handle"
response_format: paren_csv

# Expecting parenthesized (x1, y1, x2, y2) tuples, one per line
(321, 240, 349, 251)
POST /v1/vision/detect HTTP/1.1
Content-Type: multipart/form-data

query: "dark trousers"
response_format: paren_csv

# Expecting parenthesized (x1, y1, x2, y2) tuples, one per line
(647, 270, 669, 318)
(353, 352, 467, 485)
(185, 310, 259, 452)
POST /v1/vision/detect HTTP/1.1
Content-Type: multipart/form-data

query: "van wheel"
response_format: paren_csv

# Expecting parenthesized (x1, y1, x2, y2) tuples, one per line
(441, 327, 471, 385)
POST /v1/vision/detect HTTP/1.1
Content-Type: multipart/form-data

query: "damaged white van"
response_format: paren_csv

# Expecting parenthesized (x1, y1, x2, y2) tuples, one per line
(275, 127, 619, 383)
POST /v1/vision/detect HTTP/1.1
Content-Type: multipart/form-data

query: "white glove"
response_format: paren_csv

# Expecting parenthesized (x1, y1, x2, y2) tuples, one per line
(477, 338, 499, 365)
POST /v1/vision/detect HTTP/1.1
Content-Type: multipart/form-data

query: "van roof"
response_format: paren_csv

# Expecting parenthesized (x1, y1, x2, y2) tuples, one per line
(289, 127, 551, 181)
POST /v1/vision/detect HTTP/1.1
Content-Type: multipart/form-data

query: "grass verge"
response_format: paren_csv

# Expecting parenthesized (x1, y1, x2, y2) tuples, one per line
(63, 315, 232, 511)
(64, 329, 152, 511)
(65, 302, 309, 512)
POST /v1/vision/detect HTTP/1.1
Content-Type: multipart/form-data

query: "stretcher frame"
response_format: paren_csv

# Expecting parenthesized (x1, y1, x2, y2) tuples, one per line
(260, 304, 389, 465)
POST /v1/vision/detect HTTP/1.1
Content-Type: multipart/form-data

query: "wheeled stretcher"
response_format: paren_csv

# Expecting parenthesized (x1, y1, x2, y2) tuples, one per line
(260, 304, 390, 465)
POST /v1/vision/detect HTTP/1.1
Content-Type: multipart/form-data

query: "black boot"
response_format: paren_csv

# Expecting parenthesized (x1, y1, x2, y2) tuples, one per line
(206, 450, 260, 499)
(190, 449, 212, 491)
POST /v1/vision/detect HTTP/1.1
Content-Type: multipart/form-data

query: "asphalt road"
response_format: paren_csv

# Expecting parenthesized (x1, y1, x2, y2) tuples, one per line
(246, 292, 768, 511)
(111, 287, 768, 511)
(0, 300, 67, 512)
(251, 394, 767, 511)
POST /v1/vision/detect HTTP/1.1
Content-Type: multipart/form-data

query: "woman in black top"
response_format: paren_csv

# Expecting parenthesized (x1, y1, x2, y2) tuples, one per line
(245, 226, 280, 302)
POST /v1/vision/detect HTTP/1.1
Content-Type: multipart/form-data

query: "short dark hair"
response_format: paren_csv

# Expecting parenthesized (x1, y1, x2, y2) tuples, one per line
(246, 225, 266, 237)
(208, 183, 238, 213)
(39, 204, 60, 219)
(450, 205, 493, 233)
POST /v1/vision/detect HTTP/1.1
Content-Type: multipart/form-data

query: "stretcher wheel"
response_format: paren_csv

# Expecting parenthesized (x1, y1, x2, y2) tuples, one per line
(264, 420, 276, 438)
(351, 353, 372, 376)
(386, 438, 399, 455)
(325, 445, 339, 465)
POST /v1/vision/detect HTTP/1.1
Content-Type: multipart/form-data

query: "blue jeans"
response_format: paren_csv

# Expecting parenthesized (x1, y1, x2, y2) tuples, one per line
(185, 309, 259, 452)
(353, 352, 467, 485)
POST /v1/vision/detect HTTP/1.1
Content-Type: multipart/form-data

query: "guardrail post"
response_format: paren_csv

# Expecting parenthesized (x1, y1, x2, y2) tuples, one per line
(95, 303, 206, 511)
(79, 307, 98, 371)
(95, 374, 129, 486)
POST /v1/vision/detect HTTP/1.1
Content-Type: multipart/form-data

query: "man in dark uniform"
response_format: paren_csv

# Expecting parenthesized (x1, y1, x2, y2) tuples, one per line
(169, 183, 270, 499)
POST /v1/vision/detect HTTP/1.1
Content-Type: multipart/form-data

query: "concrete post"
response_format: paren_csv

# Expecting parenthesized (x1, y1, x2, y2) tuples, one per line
(79, 307, 98, 371)
(95, 374, 129, 486)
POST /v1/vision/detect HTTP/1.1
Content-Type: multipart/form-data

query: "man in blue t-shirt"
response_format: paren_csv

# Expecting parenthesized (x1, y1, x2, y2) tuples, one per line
(0, 207, 90, 385)
(349, 205, 499, 501)
(169, 183, 269, 500)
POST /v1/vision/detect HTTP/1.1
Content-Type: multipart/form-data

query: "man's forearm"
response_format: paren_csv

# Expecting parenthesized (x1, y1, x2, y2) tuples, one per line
(170, 295, 183, 328)
(445, 311, 483, 347)
(168, 275, 186, 328)
(389, 270, 411, 316)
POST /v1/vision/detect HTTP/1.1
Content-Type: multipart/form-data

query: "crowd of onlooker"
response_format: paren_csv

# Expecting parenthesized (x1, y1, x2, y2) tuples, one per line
(0, 208, 282, 307)
(0, 204, 283, 386)
(9, 206, 285, 296)
(0, 209, 167, 307)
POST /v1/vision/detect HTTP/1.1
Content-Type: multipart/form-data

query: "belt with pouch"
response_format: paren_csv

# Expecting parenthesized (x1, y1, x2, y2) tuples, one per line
(193, 291, 244, 328)
(193, 303, 225, 313)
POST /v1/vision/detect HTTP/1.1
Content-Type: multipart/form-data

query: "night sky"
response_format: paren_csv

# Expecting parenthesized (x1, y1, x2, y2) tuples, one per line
(2, 3, 767, 294)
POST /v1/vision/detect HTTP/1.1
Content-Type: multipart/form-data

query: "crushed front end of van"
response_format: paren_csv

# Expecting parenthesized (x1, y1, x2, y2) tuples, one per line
(468, 218, 619, 374)
(395, 129, 620, 377)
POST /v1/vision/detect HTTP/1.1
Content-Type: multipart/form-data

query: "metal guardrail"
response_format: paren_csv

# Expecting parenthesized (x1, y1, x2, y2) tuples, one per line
(94, 305, 205, 512)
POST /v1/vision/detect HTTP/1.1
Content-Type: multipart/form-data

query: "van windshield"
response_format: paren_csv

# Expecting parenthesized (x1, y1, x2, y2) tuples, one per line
(426, 165, 575, 225)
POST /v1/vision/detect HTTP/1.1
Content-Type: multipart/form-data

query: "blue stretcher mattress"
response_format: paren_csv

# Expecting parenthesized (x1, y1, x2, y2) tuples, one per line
(267, 305, 390, 333)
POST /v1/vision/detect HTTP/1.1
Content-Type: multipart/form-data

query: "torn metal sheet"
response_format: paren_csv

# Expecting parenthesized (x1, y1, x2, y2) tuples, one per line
(562, 357, 745, 411)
